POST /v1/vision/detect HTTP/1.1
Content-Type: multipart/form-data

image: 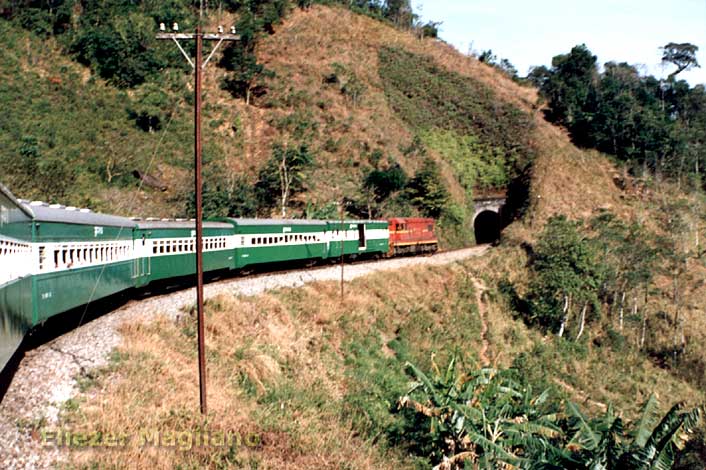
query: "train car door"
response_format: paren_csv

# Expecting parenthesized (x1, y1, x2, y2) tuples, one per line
(132, 233, 151, 286)
(357, 224, 366, 250)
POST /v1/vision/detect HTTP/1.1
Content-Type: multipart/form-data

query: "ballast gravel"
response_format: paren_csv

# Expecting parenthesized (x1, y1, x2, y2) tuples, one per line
(0, 246, 487, 469)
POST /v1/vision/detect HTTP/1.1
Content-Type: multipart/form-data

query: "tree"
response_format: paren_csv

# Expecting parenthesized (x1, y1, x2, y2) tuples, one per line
(406, 158, 449, 218)
(526, 215, 602, 338)
(126, 83, 171, 133)
(478, 49, 497, 64)
(662, 42, 700, 80)
(419, 20, 441, 39)
(384, 0, 413, 28)
(364, 163, 407, 201)
(186, 175, 257, 219)
(69, 11, 169, 88)
(540, 44, 598, 128)
(255, 143, 314, 216)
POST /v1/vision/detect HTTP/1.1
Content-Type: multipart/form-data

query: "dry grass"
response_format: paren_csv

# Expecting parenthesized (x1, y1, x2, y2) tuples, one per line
(61, 264, 482, 469)
(60, 252, 705, 468)
(252, 5, 541, 206)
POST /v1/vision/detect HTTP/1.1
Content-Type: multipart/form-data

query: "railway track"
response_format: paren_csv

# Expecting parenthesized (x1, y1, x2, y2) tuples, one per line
(0, 245, 488, 470)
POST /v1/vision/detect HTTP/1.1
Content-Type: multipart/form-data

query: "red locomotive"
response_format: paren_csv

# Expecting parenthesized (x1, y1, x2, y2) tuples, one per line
(387, 217, 439, 256)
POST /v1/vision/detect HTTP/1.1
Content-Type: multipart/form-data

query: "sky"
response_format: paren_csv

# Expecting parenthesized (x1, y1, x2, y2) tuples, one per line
(415, 0, 706, 86)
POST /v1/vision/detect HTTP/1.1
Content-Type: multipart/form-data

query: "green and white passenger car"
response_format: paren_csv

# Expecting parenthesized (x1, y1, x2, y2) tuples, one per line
(324, 219, 389, 259)
(223, 218, 328, 269)
(133, 219, 234, 287)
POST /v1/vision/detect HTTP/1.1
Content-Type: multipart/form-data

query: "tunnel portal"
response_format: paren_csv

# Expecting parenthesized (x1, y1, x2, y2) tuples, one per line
(474, 210, 501, 244)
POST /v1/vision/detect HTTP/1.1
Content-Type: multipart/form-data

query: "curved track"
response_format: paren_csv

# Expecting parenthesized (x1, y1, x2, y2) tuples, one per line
(0, 245, 488, 469)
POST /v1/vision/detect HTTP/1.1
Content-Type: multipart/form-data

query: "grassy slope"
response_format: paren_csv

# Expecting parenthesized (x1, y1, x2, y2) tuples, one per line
(1, 5, 537, 221)
(61, 251, 703, 469)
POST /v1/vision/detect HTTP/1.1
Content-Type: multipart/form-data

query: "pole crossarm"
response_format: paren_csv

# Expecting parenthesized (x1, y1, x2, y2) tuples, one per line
(156, 33, 240, 40)
(156, 33, 240, 70)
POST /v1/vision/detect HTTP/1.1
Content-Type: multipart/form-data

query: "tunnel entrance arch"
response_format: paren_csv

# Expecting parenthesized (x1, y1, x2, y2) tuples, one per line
(474, 210, 501, 244)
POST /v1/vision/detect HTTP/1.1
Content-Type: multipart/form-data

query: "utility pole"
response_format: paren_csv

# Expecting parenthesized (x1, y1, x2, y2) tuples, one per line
(156, 21, 239, 416)
(339, 200, 345, 302)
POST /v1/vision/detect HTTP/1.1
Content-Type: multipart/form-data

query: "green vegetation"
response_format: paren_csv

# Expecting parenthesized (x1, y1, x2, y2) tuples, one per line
(375, 45, 536, 244)
(421, 129, 509, 194)
(518, 210, 693, 352)
(401, 359, 701, 469)
(254, 142, 315, 217)
(532, 43, 706, 189)
(0, 20, 200, 209)
(378, 46, 535, 172)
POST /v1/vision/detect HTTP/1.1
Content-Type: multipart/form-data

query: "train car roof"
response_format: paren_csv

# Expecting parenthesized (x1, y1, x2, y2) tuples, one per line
(326, 219, 388, 224)
(388, 217, 435, 223)
(24, 202, 135, 227)
(224, 218, 327, 226)
(0, 183, 34, 218)
(135, 220, 233, 230)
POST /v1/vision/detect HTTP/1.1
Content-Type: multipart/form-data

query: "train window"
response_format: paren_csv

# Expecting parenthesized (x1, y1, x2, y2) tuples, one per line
(160, 243, 165, 254)
(54, 250, 60, 268)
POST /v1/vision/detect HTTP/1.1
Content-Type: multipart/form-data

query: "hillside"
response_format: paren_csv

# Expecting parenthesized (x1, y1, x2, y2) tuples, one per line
(2, 3, 706, 469)
(0, 4, 542, 245)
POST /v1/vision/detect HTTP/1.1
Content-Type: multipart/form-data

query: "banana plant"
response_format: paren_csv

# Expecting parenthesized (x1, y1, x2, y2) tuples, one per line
(555, 395, 702, 470)
(398, 357, 568, 469)
(398, 359, 702, 470)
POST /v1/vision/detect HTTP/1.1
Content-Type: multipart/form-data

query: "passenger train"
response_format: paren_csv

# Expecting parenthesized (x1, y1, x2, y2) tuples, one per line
(0, 183, 438, 371)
